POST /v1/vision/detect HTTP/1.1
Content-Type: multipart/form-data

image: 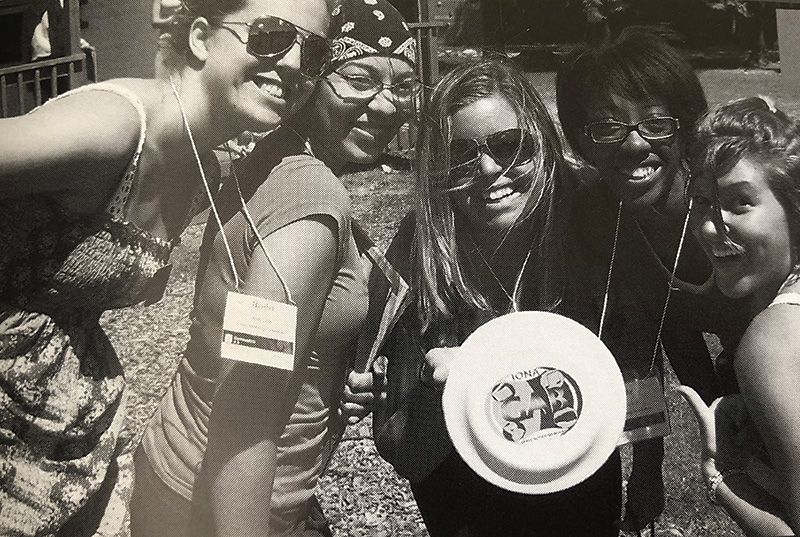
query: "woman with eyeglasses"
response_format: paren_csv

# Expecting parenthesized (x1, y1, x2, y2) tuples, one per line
(556, 27, 750, 531)
(132, 1, 417, 536)
(366, 57, 623, 537)
(0, 0, 330, 535)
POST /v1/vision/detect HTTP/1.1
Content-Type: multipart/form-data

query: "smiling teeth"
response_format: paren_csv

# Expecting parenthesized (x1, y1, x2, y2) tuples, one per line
(484, 186, 514, 201)
(630, 165, 656, 179)
(259, 81, 284, 99)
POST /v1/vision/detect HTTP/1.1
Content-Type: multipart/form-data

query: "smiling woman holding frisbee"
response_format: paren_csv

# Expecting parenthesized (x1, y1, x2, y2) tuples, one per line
(368, 57, 623, 537)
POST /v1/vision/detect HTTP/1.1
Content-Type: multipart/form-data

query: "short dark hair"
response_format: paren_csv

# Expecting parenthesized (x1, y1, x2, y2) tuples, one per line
(691, 96, 800, 247)
(556, 26, 707, 158)
(162, 0, 248, 56)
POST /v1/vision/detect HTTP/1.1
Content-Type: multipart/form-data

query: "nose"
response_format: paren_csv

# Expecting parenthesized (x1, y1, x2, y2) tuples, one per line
(620, 129, 651, 152)
(368, 87, 400, 116)
(693, 207, 730, 244)
(477, 149, 503, 178)
(274, 40, 303, 74)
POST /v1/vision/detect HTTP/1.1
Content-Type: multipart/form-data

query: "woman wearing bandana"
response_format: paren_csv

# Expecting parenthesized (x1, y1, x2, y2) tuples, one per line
(132, 1, 417, 536)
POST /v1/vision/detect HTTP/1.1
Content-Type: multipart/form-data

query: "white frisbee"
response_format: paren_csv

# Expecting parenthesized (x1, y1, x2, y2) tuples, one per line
(442, 311, 626, 494)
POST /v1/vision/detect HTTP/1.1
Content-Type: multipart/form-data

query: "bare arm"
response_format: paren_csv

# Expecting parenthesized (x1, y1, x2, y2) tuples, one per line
(197, 215, 339, 537)
(0, 90, 139, 200)
(734, 306, 800, 535)
(679, 384, 794, 536)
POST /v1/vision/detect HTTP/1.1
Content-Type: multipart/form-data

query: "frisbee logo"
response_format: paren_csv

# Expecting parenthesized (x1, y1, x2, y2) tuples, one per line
(488, 367, 583, 443)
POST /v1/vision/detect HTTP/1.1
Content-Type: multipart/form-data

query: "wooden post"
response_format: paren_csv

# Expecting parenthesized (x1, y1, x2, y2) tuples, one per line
(777, 7, 800, 92)
(416, 0, 438, 87)
(749, 0, 800, 93)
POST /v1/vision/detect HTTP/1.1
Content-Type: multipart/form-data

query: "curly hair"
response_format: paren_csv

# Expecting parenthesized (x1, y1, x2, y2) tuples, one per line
(691, 96, 800, 248)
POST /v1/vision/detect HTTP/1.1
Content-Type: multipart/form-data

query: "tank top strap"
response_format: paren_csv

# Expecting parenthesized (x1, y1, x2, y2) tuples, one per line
(768, 292, 800, 308)
(40, 82, 148, 220)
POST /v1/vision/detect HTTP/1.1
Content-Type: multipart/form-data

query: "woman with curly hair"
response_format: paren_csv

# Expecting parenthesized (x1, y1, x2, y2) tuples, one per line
(682, 96, 800, 537)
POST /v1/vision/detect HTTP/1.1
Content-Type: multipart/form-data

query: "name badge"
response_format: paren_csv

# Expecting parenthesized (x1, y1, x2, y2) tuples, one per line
(618, 376, 670, 445)
(221, 290, 297, 370)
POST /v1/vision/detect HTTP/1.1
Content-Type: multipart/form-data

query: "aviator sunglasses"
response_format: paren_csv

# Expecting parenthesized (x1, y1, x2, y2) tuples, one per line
(324, 70, 421, 106)
(449, 128, 535, 177)
(216, 15, 330, 77)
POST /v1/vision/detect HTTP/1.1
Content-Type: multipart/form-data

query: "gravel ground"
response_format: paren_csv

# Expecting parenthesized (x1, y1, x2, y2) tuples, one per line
(105, 165, 742, 537)
(100, 66, 800, 536)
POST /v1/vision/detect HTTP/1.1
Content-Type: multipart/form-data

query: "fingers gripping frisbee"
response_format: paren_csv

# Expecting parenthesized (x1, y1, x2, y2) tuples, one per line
(442, 311, 626, 494)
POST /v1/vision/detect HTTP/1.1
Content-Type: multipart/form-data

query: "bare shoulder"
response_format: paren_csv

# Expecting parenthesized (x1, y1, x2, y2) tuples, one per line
(25, 80, 147, 151)
(0, 79, 160, 197)
(736, 302, 800, 382)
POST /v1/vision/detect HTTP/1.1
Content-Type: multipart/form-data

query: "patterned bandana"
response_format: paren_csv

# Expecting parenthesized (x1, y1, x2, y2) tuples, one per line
(327, 0, 417, 73)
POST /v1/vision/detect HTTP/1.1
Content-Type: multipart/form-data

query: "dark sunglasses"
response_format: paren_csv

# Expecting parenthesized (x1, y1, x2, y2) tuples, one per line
(449, 128, 535, 172)
(216, 15, 330, 77)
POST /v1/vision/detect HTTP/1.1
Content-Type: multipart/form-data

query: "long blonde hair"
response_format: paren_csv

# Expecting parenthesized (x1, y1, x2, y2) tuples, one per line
(412, 57, 568, 339)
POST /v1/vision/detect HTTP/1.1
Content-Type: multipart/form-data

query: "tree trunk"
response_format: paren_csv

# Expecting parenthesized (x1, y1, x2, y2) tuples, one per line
(746, 2, 768, 68)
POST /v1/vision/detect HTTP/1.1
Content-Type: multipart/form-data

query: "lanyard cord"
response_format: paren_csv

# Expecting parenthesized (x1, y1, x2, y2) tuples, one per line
(599, 199, 693, 377)
(170, 76, 242, 289)
(468, 231, 534, 313)
(226, 147, 295, 305)
(598, 201, 623, 340)
(647, 197, 693, 376)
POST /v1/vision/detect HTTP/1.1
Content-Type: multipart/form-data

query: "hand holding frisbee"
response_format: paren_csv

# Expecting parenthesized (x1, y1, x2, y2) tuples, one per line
(442, 311, 626, 494)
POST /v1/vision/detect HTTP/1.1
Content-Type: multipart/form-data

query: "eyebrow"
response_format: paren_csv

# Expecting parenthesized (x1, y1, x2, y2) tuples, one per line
(589, 105, 669, 119)
(337, 63, 414, 79)
(718, 180, 756, 191)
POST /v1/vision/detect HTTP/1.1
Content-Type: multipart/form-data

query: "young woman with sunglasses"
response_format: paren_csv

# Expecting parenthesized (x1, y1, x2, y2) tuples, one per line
(367, 57, 622, 536)
(679, 97, 800, 537)
(0, 0, 330, 535)
(556, 27, 749, 531)
(132, 1, 417, 535)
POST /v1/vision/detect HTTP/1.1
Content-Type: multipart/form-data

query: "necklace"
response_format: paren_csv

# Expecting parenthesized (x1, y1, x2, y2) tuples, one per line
(170, 76, 242, 289)
(286, 125, 315, 157)
(601, 200, 694, 377)
(226, 147, 294, 305)
(468, 232, 533, 312)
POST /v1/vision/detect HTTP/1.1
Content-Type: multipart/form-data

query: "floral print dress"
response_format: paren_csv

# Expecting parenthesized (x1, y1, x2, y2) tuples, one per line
(0, 83, 194, 536)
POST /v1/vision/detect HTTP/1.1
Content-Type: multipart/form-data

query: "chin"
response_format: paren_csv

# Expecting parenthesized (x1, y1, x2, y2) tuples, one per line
(715, 277, 756, 300)
(241, 105, 285, 134)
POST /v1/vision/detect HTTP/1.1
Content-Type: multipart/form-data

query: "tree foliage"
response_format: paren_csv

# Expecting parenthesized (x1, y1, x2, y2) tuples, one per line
(580, 0, 630, 25)
(703, 0, 750, 17)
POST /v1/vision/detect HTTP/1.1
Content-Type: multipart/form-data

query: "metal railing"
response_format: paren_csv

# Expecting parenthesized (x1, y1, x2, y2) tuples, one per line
(0, 52, 90, 117)
(389, 1, 447, 157)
